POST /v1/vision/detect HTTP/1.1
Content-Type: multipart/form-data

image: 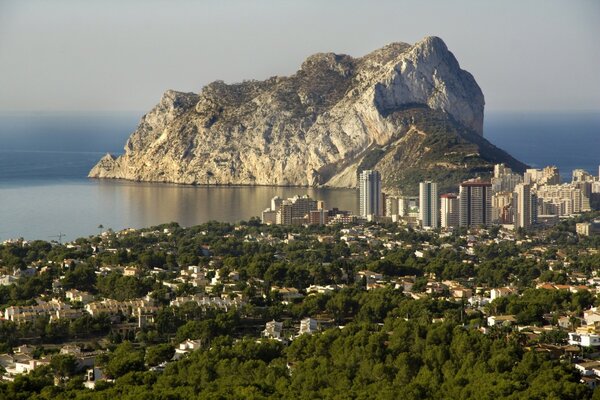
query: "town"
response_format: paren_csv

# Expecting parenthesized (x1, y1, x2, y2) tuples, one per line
(0, 164, 598, 398)
(262, 164, 600, 231)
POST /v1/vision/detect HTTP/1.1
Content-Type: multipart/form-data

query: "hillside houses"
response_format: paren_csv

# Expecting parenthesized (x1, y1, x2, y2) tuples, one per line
(4, 299, 75, 323)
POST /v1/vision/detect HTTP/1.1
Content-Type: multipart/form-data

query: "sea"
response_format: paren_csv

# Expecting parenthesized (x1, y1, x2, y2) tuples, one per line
(0, 111, 598, 242)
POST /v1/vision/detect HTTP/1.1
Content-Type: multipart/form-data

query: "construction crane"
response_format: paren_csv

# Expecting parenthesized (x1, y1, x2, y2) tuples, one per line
(49, 232, 66, 244)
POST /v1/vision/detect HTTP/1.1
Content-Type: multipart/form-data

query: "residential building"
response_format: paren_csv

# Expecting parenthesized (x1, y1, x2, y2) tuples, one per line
(261, 209, 277, 224)
(573, 169, 594, 183)
(536, 184, 585, 216)
(359, 170, 381, 218)
(576, 222, 600, 236)
(298, 318, 319, 335)
(440, 193, 459, 228)
(459, 179, 492, 227)
(276, 195, 318, 225)
(492, 192, 514, 224)
(490, 287, 517, 301)
(513, 183, 532, 229)
(419, 181, 439, 228)
(492, 163, 522, 193)
(175, 339, 203, 355)
(385, 196, 399, 217)
(487, 315, 517, 327)
(65, 289, 94, 304)
(308, 209, 328, 226)
(262, 320, 284, 340)
(569, 333, 600, 347)
(524, 166, 560, 186)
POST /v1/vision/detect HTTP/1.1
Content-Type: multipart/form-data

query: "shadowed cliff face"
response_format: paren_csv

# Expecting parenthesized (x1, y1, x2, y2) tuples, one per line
(89, 36, 525, 193)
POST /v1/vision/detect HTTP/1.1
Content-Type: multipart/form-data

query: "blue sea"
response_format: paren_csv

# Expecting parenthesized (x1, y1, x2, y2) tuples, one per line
(0, 111, 598, 241)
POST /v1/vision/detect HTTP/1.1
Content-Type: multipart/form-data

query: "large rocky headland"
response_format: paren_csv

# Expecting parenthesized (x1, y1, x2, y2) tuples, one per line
(89, 36, 526, 194)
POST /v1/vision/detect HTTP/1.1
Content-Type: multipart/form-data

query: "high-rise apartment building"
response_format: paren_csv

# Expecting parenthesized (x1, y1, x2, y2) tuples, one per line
(440, 193, 459, 228)
(359, 170, 381, 218)
(419, 181, 439, 228)
(536, 184, 585, 216)
(524, 166, 560, 186)
(276, 195, 317, 225)
(491, 192, 513, 224)
(572, 169, 593, 183)
(459, 179, 492, 227)
(385, 196, 399, 217)
(492, 164, 522, 193)
(513, 183, 532, 229)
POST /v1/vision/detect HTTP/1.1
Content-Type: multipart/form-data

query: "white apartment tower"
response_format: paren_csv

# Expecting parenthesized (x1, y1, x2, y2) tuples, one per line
(513, 183, 532, 229)
(359, 170, 381, 218)
(419, 181, 439, 228)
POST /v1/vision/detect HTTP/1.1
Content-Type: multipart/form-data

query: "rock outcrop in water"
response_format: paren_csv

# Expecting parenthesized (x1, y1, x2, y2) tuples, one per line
(89, 36, 526, 194)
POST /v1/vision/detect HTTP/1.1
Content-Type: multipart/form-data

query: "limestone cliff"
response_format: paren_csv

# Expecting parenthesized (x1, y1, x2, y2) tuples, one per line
(89, 36, 526, 194)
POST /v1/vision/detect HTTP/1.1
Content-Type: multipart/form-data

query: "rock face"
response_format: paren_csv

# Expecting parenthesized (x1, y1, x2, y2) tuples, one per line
(89, 36, 525, 194)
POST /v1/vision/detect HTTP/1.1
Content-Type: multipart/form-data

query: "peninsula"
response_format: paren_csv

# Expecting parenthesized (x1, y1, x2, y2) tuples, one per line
(89, 36, 525, 194)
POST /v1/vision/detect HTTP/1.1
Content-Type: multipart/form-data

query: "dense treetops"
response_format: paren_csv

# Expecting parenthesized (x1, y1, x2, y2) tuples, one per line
(0, 213, 599, 398)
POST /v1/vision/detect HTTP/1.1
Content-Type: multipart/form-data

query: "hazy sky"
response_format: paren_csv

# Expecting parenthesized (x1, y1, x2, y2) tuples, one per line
(0, 0, 598, 113)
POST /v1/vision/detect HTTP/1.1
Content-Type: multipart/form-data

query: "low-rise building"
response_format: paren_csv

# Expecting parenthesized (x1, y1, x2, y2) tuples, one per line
(487, 315, 517, 327)
(175, 339, 203, 356)
(262, 320, 284, 340)
(66, 289, 94, 304)
(298, 318, 319, 336)
(568, 332, 600, 347)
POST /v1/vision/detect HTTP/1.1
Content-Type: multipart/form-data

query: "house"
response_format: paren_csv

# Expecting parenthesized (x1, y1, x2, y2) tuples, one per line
(271, 287, 304, 304)
(175, 339, 203, 355)
(568, 332, 600, 347)
(4, 354, 50, 376)
(60, 345, 82, 356)
(557, 315, 575, 329)
(0, 275, 18, 286)
(84, 367, 107, 390)
(490, 287, 517, 301)
(65, 289, 94, 304)
(356, 270, 383, 284)
(395, 277, 415, 293)
(4, 299, 73, 323)
(0, 354, 15, 370)
(306, 285, 339, 295)
(262, 320, 284, 340)
(584, 308, 600, 326)
(123, 266, 141, 277)
(487, 315, 517, 327)
(451, 286, 473, 299)
(574, 361, 600, 376)
(425, 281, 448, 295)
(580, 376, 599, 390)
(58, 345, 99, 370)
(298, 318, 319, 336)
(468, 295, 490, 307)
(49, 308, 84, 322)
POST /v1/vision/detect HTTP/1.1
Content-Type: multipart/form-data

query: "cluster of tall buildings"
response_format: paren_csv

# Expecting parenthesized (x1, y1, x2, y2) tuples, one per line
(358, 170, 493, 228)
(261, 195, 353, 226)
(492, 165, 599, 227)
(262, 165, 599, 228)
(359, 164, 599, 230)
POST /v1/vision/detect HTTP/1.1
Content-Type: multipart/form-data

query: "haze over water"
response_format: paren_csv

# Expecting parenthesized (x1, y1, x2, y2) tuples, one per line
(0, 112, 598, 242)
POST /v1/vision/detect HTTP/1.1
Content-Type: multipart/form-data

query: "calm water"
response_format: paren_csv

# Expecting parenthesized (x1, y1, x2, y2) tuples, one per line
(0, 111, 598, 241)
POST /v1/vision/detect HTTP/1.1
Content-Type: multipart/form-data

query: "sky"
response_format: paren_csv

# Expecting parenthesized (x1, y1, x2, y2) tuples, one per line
(0, 0, 598, 113)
